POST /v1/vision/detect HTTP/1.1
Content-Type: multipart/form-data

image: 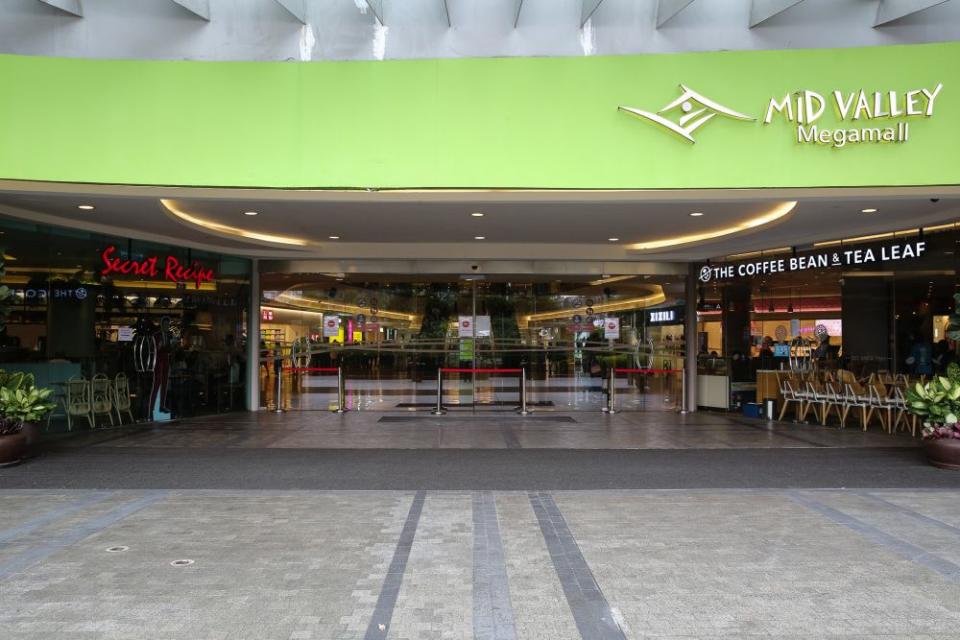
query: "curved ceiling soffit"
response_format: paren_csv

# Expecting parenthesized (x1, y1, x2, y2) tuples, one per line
(624, 200, 798, 255)
(0, 201, 306, 258)
(160, 199, 315, 250)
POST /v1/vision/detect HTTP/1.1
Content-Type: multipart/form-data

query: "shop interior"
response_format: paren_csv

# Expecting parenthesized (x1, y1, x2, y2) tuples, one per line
(0, 219, 251, 428)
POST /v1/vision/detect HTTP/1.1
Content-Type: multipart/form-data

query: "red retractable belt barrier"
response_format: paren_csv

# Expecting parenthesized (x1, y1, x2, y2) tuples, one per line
(282, 367, 340, 373)
(439, 368, 523, 374)
(614, 368, 682, 374)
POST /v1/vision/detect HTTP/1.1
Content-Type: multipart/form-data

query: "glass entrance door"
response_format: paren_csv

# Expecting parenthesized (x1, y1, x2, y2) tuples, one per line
(258, 274, 683, 412)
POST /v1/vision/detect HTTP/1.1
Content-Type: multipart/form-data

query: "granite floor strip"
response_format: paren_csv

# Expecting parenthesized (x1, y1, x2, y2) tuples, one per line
(473, 491, 518, 640)
(855, 490, 960, 537)
(0, 491, 170, 581)
(363, 490, 427, 640)
(788, 491, 960, 581)
(528, 492, 627, 640)
(0, 491, 114, 544)
(500, 426, 522, 449)
(731, 418, 829, 447)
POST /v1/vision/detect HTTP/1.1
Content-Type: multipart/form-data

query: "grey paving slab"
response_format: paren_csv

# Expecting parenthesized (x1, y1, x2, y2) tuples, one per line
(553, 491, 960, 637)
(388, 492, 473, 640)
(496, 494, 581, 640)
(3, 488, 960, 638)
(363, 490, 426, 640)
(0, 491, 169, 580)
(528, 491, 627, 640)
(472, 491, 517, 640)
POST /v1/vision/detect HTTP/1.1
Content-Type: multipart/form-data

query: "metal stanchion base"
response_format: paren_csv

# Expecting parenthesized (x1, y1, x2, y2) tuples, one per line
(431, 409, 447, 416)
(517, 409, 532, 416)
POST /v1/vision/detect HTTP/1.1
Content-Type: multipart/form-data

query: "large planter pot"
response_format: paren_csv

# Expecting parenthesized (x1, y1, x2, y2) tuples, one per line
(19, 421, 42, 459)
(923, 438, 960, 470)
(0, 432, 26, 467)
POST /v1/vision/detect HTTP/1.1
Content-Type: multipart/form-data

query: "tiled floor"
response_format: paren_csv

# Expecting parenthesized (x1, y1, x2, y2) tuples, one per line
(3, 488, 960, 639)
(54, 408, 918, 451)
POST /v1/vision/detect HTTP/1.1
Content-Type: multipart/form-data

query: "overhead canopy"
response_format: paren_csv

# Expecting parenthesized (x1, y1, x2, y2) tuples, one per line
(0, 41, 957, 190)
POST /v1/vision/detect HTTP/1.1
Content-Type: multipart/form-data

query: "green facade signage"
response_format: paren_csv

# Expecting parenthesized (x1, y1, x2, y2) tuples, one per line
(0, 42, 957, 190)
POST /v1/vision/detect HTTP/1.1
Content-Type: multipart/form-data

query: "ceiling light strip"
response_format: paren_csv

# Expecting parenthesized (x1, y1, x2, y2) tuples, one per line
(627, 201, 797, 252)
(161, 199, 308, 246)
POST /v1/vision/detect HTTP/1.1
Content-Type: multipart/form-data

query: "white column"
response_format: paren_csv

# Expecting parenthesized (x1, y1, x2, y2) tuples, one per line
(245, 258, 260, 412)
(684, 263, 698, 413)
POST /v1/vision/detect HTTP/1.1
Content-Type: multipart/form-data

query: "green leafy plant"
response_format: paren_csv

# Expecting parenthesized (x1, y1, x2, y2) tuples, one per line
(948, 293, 960, 342)
(0, 417, 22, 436)
(906, 375, 960, 440)
(0, 370, 55, 426)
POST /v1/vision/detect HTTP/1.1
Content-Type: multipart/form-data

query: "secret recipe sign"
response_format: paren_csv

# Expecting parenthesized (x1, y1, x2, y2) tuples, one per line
(100, 245, 216, 288)
(699, 240, 926, 283)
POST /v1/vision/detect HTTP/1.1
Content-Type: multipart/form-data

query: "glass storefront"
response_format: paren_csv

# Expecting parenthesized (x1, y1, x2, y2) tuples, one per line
(695, 224, 959, 411)
(258, 274, 685, 412)
(0, 219, 251, 429)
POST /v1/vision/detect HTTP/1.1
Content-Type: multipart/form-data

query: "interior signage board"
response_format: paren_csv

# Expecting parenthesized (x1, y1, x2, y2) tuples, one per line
(458, 316, 473, 338)
(475, 315, 492, 338)
(604, 317, 621, 340)
(322, 316, 340, 338)
(699, 240, 926, 283)
(648, 307, 681, 325)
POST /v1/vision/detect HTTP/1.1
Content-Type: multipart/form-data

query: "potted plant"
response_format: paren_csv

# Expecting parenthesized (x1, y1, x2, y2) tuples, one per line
(0, 417, 26, 466)
(0, 371, 56, 459)
(906, 374, 960, 470)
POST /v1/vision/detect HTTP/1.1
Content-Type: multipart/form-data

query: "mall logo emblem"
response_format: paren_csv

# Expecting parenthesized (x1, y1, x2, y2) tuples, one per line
(698, 265, 713, 283)
(619, 84, 755, 143)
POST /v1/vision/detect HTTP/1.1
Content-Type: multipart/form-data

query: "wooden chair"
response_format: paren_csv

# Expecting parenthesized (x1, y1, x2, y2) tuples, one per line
(801, 379, 830, 424)
(778, 376, 805, 421)
(890, 385, 917, 437)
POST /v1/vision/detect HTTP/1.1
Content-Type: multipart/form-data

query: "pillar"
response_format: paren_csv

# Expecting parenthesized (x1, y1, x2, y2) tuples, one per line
(684, 264, 698, 413)
(722, 282, 752, 357)
(245, 258, 260, 412)
(842, 276, 893, 372)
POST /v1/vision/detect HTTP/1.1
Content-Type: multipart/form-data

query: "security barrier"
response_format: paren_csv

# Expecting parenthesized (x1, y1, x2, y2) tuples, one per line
(603, 368, 683, 414)
(432, 368, 530, 416)
(280, 366, 346, 413)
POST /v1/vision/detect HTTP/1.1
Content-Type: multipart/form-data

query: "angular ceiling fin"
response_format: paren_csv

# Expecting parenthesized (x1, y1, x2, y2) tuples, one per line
(875, 0, 953, 26)
(749, 0, 807, 27)
(37, 0, 83, 17)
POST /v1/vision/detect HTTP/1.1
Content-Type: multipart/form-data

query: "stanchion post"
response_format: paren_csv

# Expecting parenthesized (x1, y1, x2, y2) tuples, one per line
(334, 366, 346, 414)
(604, 368, 618, 414)
(431, 369, 446, 415)
(679, 369, 686, 414)
(518, 368, 531, 416)
(273, 358, 285, 413)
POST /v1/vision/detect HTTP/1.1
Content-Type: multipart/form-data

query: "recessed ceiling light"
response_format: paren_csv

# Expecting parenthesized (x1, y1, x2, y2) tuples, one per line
(243, 211, 259, 216)
(77, 205, 94, 210)
(690, 212, 704, 217)
(474, 236, 486, 240)
(328, 235, 340, 240)
(608, 238, 620, 242)
(861, 208, 878, 213)
(471, 212, 484, 217)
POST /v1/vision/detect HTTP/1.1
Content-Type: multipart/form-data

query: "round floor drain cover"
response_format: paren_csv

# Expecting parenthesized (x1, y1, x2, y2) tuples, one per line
(170, 559, 194, 567)
(105, 546, 129, 553)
